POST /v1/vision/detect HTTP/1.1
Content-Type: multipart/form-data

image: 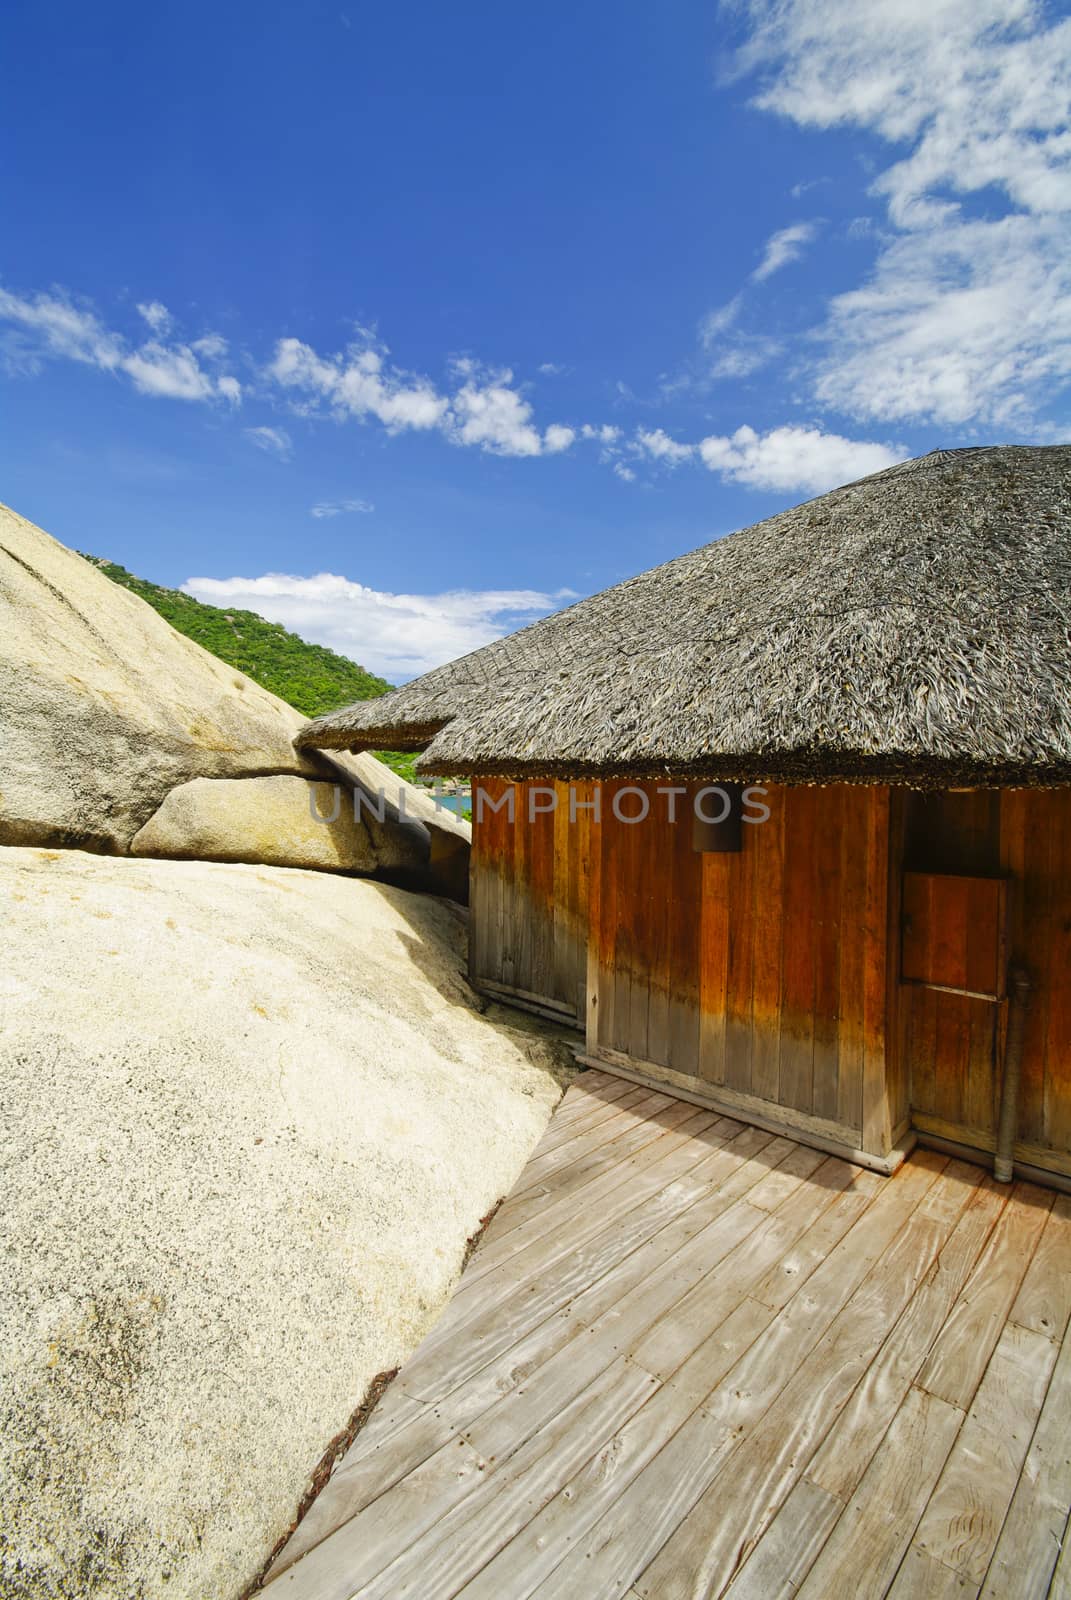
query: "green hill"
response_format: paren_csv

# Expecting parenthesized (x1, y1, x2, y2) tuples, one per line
(84, 556, 419, 782)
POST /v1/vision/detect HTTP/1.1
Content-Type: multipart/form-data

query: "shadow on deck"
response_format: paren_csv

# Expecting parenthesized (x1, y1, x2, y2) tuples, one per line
(262, 1069, 1071, 1600)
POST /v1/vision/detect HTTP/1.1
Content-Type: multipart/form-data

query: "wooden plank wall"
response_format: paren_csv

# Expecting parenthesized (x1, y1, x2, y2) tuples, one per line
(588, 781, 897, 1153)
(470, 778, 1071, 1175)
(900, 788, 1071, 1173)
(469, 778, 591, 1021)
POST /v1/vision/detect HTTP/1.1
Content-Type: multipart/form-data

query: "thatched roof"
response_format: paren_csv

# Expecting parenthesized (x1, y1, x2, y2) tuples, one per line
(296, 446, 1071, 788)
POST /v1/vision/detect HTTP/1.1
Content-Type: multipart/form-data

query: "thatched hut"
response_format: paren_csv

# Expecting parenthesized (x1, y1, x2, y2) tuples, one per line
(297, 445, 1071, 1185)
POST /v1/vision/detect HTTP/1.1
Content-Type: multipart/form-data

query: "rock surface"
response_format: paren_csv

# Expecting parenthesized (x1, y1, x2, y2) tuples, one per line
(0, 846, 570, 1600)
(0, 499, 319, 851)
(130, 773, 416, 876)
(0, 500, 469, 894)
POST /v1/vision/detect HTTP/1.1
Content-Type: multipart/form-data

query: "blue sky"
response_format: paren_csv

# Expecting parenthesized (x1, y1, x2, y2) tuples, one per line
(2, 0, 1069, 679)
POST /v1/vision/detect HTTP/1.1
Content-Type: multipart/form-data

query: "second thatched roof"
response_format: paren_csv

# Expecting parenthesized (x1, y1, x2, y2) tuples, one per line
(295, 445, 1071, 788)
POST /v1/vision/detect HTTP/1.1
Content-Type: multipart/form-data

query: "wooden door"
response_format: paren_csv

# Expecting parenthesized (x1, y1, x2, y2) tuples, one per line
(896, 792, 1006, 1148)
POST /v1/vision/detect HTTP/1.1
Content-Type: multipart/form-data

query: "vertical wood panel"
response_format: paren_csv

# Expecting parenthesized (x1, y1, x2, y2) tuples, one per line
(812, 784, 843, 1124)
(750, 788, 785, 1105)
(1037, 790, 1062, 1152)
(588, 779, 876, 1144)
(471, 778, 589, 1023)
(550, 782, 571, 1010)
(668, 784, 702, 1078)
(837, 785, 869, 1134)
(626, 792, 651, 1063)
(698, 850, 730, 1087)
(861, 786, 892, 1155)
(779, 786, 818, 1116)
(584, 783, 602, 1050)
(723, 828, 756, 1094)
(646, 786, 673, 1069)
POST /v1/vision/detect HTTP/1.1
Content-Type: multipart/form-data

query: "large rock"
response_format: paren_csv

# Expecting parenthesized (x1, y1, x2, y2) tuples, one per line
(0, 501, 320, 851)
(0, 500, 469, 896)
(0, 846, 570, 1600)
(130, 774, 418, 875)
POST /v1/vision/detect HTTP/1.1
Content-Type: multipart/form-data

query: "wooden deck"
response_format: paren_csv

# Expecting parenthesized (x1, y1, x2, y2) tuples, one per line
(263, 1069, 1071, 1600)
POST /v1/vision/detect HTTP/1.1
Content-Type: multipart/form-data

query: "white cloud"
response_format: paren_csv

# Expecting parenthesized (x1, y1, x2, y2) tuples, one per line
(581, 423, 620, 444)
(192, 332, 229, 360)
(0, 286, 241, 405)
(543, 423, 576, 453)
(269, 335, 448, 432)
(699, 296, 743, 343)
(816, 214, 1071, 426)
(697, 423, 906, 493)
(0, 287, 122, 372)
(697, 293, 783, 379)
(538, 361, 566, 376)
(613, 462, 637, 483)
(122, 341, 219, 401)
(268, 338, 577, 458)
(733, 0, 1071, 426)
(310, 497, 374, 517)
(790, 176, 831, 199)
(447, 369, 544, 455)
(136, 300, 172, 335)
(245, 425, 293, 460)
(634, 427, 694, 465)
(180, 572, 576, 680)
(740, 0, 1071, 223)
(710, 338, 783, 379)
(752, 220, 820, 281)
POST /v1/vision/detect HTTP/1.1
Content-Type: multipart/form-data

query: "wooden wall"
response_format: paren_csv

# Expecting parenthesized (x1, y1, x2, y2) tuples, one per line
(469, 777, 1071, 1177)
(586, 781, 900, 1158)
(468, 778, 591, 1022)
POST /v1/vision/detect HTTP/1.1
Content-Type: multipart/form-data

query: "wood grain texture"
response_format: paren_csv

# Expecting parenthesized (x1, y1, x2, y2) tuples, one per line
(264, 1083, 1071, 1600)
(795, 1384, 966, 1600)
(600, 782, 890, 1148)
(903, 787, 1071, 1172)
(474, 782, 1071, 1181)
(978, 1326, 1071, 1599)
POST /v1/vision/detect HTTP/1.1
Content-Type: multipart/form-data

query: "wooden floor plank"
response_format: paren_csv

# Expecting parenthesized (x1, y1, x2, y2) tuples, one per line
(1007, 1192, 1071, 1342)
(399, 1128, 793, 1403)
(454, 1114, 765, 1302)
(915, 1181, 1052, 1411)
(807, 1169, 1003, 1502)
(269, 1358, 656, 1600)
(631, 1158, 968, 1600)
(468, 1102, 721, 1267)
(1049, 1511, 1071, 1600)
(886, 1545, 979, 1599)
(541, 1071, 636, 1124)
(719, 1478, 843, 1600)
(355, 1360, 658, 1600)
(317, 1136, 793, 1541)
(511, 1156, 952, 1600)
(912, 1321, 1058, 1584)
(509, 1087, 670, 1179)
(794, 1384, 965, 1600)
(483, 1108, 734, 1247)
(630, 1155, 855, 1380)
(978, 1329, 1071, 1599)
(263, 1082, 1071, 1600)
(747, 1165, 882, 1312)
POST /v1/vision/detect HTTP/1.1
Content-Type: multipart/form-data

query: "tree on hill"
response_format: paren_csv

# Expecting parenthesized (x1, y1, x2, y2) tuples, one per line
(84, 556, 420, 783)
